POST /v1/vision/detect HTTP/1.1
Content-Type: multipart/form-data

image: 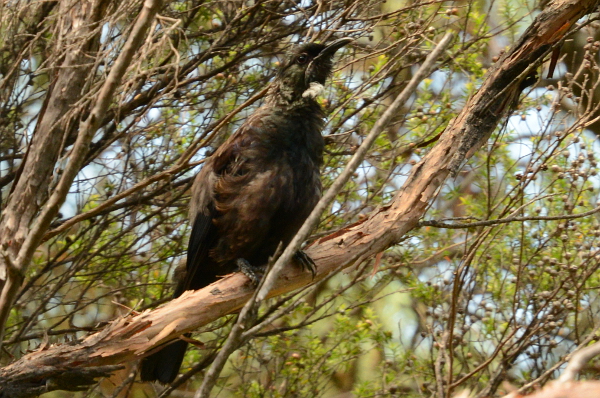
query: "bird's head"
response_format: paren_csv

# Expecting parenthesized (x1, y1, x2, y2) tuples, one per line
(273, 37, 352, 103)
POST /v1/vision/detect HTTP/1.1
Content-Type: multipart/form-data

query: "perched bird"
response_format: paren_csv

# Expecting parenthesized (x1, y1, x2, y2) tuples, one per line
(140, 37, 352, 384)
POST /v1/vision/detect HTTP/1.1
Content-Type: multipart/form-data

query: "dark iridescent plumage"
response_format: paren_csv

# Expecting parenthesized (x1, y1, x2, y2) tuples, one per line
(140, 38, 351, 384)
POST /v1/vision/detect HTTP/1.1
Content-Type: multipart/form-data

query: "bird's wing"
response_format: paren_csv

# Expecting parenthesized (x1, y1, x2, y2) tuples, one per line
(210, 165, 288, 263)
(174, 165, 219, 295)
(181, 118, 269, 291)
(206, 116, 289, 264)
(177, 212, 218, 294)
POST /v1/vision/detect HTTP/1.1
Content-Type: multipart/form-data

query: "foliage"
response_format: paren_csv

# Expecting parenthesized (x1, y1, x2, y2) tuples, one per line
(2, 0, 600, 397)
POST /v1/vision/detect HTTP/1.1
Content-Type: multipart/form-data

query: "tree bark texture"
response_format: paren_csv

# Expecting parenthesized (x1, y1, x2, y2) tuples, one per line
(0, 0, 162, 350)
(0, 0, 108, 342)
(0, 0, 598, 396)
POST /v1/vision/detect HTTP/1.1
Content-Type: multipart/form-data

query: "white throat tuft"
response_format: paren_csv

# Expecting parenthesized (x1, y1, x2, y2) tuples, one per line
(302, 82, 324, 99)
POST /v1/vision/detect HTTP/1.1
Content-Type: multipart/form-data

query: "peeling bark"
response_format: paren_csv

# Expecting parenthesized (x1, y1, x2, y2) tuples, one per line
(0, 0, 598, 396)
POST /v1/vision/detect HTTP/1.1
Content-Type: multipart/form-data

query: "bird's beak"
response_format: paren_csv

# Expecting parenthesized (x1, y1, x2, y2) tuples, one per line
(304, 37, 353, 88)
(313, 37, 354, 62)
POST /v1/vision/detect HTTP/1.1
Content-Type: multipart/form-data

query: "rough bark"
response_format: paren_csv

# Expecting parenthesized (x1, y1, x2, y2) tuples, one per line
(0, 0, 597, 396)
(0, 0, 163, 349)
(0, 0, 109, 344)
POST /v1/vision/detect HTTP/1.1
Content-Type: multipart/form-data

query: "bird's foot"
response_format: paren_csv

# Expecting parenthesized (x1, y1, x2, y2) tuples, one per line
(294, 250, 316, 279)
(236, 258, 264, 286)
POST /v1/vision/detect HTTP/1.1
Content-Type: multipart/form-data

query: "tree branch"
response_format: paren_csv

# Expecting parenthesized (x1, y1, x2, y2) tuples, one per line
(0, 0, 109, 349)
(194, 31, 455, 398)
(0, 0, 598, 396)
(419, 205, 600, 229)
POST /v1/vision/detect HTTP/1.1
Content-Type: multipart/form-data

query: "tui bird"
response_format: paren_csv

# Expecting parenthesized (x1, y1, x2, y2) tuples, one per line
(140, 37, 352, 384)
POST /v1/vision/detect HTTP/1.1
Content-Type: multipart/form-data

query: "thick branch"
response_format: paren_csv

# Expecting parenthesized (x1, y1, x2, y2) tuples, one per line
(558, 339, 600, 383)
(0, 0, 108, 347)
(0, 0, 163, 351)
(0, 0, 597, 396)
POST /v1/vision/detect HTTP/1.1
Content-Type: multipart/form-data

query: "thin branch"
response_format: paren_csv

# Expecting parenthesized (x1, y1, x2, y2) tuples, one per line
(419, 205, 600, 229)
(193, 31, 455, 398)
(19, 0, 163, 264)
(0, 1, 597, 396)
(43, 84, 269, 243)
(0, 0, 163, 345)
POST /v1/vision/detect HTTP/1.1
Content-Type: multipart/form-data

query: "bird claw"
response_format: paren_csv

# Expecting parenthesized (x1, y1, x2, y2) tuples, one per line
(237, 252, 316, 285)
(294, 250, 316, 279)
(236, 258, 263, 286)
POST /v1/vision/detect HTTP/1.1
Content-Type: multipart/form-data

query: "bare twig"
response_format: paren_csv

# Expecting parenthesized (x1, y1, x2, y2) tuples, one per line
(419, 205, 600, 229)
(1, 1, 598, 395)
(193, 31, 455, 398)
(0, 0, 163, 345)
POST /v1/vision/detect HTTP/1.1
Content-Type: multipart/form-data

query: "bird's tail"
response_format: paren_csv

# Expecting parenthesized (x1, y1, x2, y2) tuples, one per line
(140, 339, 188, 384)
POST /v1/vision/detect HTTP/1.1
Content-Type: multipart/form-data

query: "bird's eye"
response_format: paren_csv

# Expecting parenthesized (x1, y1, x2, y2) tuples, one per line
(297, 53, 308, 64)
